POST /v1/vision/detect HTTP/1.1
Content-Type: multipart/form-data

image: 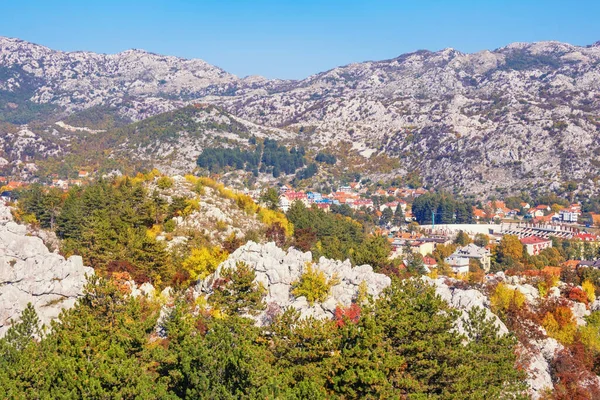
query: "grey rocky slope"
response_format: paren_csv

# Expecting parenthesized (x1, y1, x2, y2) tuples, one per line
(2, 37, 600, 194)
(196, 241, 391, 322)
(0, 201, 93, 337)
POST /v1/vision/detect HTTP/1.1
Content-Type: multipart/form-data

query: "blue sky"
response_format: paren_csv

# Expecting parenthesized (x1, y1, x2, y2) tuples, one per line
(1, 0, 599, 79)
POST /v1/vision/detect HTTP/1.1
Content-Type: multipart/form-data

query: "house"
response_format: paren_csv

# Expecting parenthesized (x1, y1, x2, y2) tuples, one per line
(338, 185, 352, 193)
(306, 192, 322, 203)
(559, 206, 581, 223)
(410, 241, 435, 257)
(52, 179, 69, 190)
(527, 209, 545, 218)
(445, 243, 492, 272)
(574, 233, 600, 242)
(520, 236, 552, 255)
(4, 181, 25, 190)
(316, 203, 331, 212)
(390, 239, 434, 258)
(78, 170, 90, 178)
(279, 184, 292, 193)
(387, 187, 400, 196)
(473, 207, 487, 220)
(578, 260, 600, 269)
(380, 201, 398, 212)
(445, 256, 470, 275)
(423, 256, 438, 269)
(279, 191, 308, 212)
(351, 199, 374, 210)
(520, 202, 531, 210)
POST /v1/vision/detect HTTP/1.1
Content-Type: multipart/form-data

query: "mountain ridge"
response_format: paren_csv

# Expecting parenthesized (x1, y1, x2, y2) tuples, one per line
(1, 36, 600, 196)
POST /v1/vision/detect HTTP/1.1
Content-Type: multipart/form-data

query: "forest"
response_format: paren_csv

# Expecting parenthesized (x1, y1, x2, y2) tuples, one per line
(196, 138, 307, 178)
(412, 192, 474, 225)
(0, 275, 524, 399)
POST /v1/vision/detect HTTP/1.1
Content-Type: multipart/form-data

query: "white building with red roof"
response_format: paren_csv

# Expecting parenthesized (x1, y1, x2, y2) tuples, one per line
(520, 236, 552, 255)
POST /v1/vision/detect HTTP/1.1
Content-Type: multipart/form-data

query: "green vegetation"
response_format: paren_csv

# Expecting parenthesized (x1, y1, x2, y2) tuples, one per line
(412, 192, 474, 225)
(291, 263, 339, 305)
(286, 201, 391, 270)
(0, 277, 525, 399)
(0, 66, 58, 124)
(315, 152, 337, 165)
(197, 138, 306, 178)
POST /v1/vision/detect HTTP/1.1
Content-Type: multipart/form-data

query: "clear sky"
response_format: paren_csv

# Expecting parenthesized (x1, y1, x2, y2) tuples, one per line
(1, 0, 599, 79)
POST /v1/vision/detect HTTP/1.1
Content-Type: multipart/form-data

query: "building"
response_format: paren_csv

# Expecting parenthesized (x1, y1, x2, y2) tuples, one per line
(445, 243, 491, 272)
(306, 192, 322, 203)
(520, 236, 552, 255)
(423, 256, 438, 270)
(559, 207, 581, 223)
(445, 256, 470, 275)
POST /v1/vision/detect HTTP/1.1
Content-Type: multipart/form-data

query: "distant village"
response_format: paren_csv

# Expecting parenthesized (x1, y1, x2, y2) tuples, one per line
(251, 181, 600, 277)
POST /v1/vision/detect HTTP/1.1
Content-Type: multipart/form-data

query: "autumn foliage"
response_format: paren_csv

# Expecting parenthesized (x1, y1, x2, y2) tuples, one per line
(334, 303, 361, 327)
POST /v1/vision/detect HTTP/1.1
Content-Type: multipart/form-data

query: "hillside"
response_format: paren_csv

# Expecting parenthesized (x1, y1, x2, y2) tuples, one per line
(1, 37, 600, 194)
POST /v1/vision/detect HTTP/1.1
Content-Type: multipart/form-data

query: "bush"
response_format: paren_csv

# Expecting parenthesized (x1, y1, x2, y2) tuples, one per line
(582, 280, 596, 303)
(567, 287, 588, 305)
(542, 306, 577, 345)
(181, 246, 228, 281)
(156, 176, 174, 190)
(163, 219, 176, 233)
(291, 263, 339, 305)
(490, 283, 526, 316)
(258, 208, 293, 236)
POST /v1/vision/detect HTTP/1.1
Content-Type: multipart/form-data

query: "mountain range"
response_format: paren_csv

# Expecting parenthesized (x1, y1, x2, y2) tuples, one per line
(1, 36, 600, 196)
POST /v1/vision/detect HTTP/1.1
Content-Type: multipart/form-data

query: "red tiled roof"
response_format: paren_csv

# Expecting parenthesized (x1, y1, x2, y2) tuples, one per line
(520, 236, 551, 245)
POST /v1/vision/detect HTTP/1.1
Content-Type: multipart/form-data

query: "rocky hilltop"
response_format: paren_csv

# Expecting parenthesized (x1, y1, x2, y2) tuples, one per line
(195, 241, 585, 398)
(2, 37, 600, 193)
(197, 241, 391, 321)
(0, 201, 92, 337)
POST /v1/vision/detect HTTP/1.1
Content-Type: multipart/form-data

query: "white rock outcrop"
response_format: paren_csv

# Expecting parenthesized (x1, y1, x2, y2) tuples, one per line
(197, 241, 391, 322)
(0, 202, 93, 337)
(424, 276, 509, 336)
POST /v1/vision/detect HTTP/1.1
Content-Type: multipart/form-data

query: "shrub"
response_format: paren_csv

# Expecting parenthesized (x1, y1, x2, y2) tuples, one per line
(156, 176, 174, 190)
(182, 198, 200, 216)
(334, 303, 361, 327)
(567, 287, 588, 305)
(291, 263, 339, 305)
(542, 306, 577, 345)
(582, 280, 596, 303)
(490, 283, 526, 316)
(181, 246, 228, 281)
(258, 208, 293, 236)
(235, 193, 258, 214)
(163, 219, 176, 233)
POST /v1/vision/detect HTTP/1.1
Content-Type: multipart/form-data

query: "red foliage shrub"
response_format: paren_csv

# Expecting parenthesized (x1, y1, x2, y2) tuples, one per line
(223, 234, 244, 254)
(106, 260, 150, 284)
(504, 301, 545, 346)
(567, 287, 589, 305)
(334, 303, 361, 327)
(293, 228, 318, 252)
(266, 222, 286, 247)
(171, 269, 190, 287)
(552, 342, 600, 400)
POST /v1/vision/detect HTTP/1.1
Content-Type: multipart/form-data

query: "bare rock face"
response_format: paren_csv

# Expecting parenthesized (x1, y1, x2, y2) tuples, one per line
(196, 241, 391, 322)
(423, 276, 509, 336)
(0, 202, 93, 337)
(2, 37, 600, 193)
